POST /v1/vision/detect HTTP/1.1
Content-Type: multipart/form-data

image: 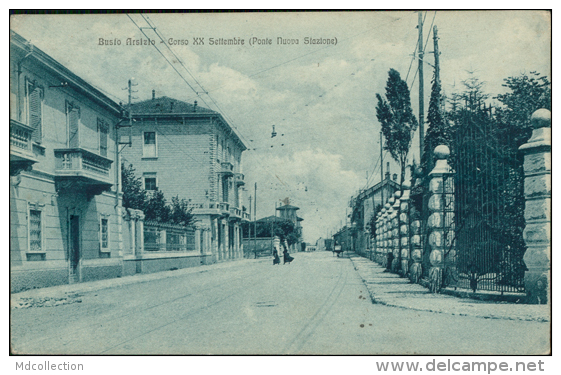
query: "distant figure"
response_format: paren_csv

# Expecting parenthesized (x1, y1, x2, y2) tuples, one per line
(273, 250, 281, 265)
(282, 242, 294, 264)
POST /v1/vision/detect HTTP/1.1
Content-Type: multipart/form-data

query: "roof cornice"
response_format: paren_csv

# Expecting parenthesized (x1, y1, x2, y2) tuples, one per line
(11, 31, 122, 116)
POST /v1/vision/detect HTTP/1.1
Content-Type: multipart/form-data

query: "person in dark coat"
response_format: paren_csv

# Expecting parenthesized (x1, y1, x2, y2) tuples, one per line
(283, 247, 294, 264)
(273, 250, 280, 265)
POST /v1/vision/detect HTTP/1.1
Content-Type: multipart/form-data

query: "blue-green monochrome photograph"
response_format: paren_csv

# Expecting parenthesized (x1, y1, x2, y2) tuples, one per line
(9, 10, 551, 356)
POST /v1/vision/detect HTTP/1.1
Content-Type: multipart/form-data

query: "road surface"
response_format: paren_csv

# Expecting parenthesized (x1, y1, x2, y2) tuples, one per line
(10, 251, 549, 354)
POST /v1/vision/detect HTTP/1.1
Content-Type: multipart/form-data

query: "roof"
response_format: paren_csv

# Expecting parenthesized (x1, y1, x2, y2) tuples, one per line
(130, 96, 215, 115)
(276, 204, 300, 211)
(256, 215, 288, 223)
(297, 216, 304, 221)
(10, 31, 122, 116)
(129, 95, 247, 151)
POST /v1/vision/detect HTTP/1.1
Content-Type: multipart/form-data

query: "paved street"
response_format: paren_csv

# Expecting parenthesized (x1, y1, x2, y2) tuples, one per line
(11, 251, 550, 355)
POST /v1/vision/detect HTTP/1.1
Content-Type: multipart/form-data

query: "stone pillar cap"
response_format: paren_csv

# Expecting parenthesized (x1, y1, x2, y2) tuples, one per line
(434, 145, 450, 159)
(531, 108, 551, 129)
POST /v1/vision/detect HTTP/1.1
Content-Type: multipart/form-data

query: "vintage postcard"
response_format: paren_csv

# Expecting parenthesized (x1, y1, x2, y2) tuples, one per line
(9, 10, 551, 361)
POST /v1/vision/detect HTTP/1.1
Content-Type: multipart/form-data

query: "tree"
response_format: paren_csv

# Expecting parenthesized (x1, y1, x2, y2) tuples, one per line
(121, 163, 146, 210)
(459, 72, 489, 111)
(495, 71, 551, 147)
(144, 189, 171, 223)
(422, 74, 454, 174)
(376, 69, 418, 188)
(170, 196, 196, 226)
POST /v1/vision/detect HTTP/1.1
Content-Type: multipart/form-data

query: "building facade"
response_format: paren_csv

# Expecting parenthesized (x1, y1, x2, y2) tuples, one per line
(10, 32, 124, 292)
(349, 172, 400, 257)
(121, 94, 249, 263)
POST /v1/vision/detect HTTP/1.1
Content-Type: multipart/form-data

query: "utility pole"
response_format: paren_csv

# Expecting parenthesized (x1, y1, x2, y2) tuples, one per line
(418, 12, 425, 161)
(253, 182, 257, 259)
(433, 25, 441, 110)
(380, 131, 384, 204)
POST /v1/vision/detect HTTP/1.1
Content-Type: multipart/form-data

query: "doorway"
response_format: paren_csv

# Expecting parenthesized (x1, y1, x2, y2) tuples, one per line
(69, 215, 80, 283)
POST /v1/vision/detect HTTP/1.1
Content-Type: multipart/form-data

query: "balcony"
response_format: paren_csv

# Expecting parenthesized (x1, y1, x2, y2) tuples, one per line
(234, 173, 245, 186)
(54, 148, 113, 195)
(229, 206, 242, 220)
(220, 161, 234, 177)
(10, 119, 38, 175)
(186, 201, 231, 217)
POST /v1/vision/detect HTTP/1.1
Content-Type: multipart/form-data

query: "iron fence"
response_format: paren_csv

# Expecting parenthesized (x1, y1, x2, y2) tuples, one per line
(452, 108, 526, 293)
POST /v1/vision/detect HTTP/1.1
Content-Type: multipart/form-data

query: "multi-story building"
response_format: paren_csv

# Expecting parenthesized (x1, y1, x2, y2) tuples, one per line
(121, 93, 249, 263)
(10, 31, 124, 292)
(349, 168, 400, 257)
(276, 203, 304, 252)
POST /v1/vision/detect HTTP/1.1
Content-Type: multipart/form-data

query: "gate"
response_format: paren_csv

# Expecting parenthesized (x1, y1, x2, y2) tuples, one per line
(452, 108, 526, 293)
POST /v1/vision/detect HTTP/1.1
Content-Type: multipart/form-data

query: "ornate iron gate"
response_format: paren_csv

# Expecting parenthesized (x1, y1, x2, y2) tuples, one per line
(452, 108, 526, 293)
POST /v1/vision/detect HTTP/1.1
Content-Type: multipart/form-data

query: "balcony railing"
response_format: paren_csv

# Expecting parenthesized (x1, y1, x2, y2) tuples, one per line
(186, 201, 249, 219)
(10, 120, 38, 174)
(229, 206, 241, 218)
(54, 148, 113, 186)
(220, 161, 234, 176)
(234, 173, 245, 185)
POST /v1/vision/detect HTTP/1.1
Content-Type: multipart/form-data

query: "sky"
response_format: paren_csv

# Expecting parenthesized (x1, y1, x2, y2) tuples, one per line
(10, 11, 551, 243)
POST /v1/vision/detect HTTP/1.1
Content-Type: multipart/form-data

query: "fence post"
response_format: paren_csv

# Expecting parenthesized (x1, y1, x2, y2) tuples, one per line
(427, 145, 453, 293)
(376, 209, 383, 265)
(519, 109, 551, 304)
(400, 181, 411, 277)
(391, 192, 401, 273)
(409, 205, 423, 284)
(385, 200, 394, 270)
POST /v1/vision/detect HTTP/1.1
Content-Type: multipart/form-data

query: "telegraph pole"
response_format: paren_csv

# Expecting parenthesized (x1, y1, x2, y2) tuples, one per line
(433, 25, 441, 109)
(253, 182, 257, 259)
(380, 131, 384, 204)
(418, 12, 425, 161)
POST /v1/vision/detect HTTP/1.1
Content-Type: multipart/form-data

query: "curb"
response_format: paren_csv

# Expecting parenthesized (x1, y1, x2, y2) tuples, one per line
(347, 254, 550, 323)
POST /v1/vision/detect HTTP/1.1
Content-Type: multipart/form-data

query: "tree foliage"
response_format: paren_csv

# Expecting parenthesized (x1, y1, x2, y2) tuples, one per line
(121, 163, 146, 210)
(495, 71, 551, 147)
(422, 74, 454, 174)
(121, 163, 195, 226)
(376, 69, 418, 187)
(242, 218, 302, 246)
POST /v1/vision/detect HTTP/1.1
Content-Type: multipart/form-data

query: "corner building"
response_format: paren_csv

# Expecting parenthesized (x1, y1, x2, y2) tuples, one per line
(10, 32, 124, 292)
(122, 93, 249, 263)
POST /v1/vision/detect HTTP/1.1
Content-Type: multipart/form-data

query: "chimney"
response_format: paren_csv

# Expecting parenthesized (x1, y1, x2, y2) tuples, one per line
(194, 101, 198, 112)
(385, 162, 390, 180)
(152, 90, 155, 100)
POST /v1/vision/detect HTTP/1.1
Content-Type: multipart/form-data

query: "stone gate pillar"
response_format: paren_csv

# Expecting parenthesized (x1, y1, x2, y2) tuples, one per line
(391, 192, 401, 273)
(400, 182, 411, 276)
(427, 145, 453, 293)
(519, 109, 551, 304)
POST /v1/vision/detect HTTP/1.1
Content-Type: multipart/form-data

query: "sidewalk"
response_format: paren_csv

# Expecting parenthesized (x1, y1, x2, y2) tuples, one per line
(348, 253, 550, 323)
(10, 257, 266, 309)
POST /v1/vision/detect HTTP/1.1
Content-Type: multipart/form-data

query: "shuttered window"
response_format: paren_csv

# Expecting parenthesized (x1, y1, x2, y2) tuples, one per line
(98, 118, 109, 157)
(100, 218, 109, 250)
(143, 131, 157, 157)
(29, 210, 42, 252)
(67, 103, 80, 148)
(27, 83, 43, 143)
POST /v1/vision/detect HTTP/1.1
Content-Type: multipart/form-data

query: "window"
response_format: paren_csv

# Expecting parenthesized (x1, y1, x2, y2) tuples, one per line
(100, 217, 109, 252)
(29, 209, 43, 252)
(27, 80, 43, 143)
(98, 118, 109, 157)
(66, 102, 80, 148)
(143, 131, 157, 157)
(144, 173, 157, 191)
